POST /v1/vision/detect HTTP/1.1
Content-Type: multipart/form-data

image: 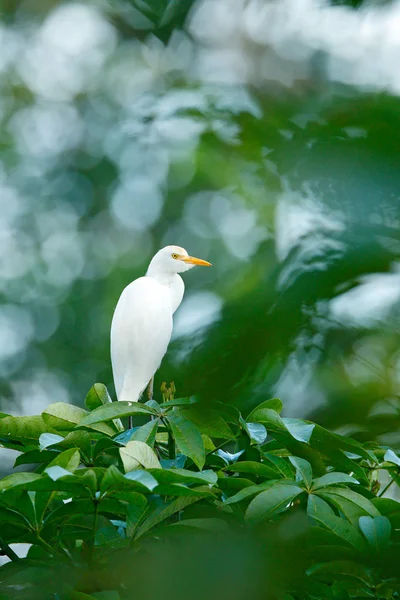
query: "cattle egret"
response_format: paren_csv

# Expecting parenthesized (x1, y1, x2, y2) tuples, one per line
(111, 245, 212, 405)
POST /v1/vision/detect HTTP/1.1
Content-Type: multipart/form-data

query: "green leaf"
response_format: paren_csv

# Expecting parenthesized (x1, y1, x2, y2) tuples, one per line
(0, 472, 42, 492)
(247, 398, 283, 420)
(307, 560, 374, 586)
(317, 487, 380, 518)
(171, 518, 229, 532)
(137, 495, 208, 538)
(79, 401, 157, 426)
(0, 415, 50, 446)
(289, 456, 313, 488)
(243, 422, 267, 445)
(148, 468, 217, 486)
(245, 484, 304, 525)
(119, 441, 161, 472)
(159, 397, 198, 408)
(262, 453, 294, 478)
(85, 383, 113, 411)
(42, 402, 88, 430)
(359, 515, 391, 551)
(384, 449, 400, 467)
(312, 473, 360, 489)
(14, 449, 57, 467)
(47, 448, 80, 472)
(167, 413, 205, 470)
(226, 461, 280, 479)
(100, 465, 157, 494)
(126, 498, 149, 537)
(130, 419, 159, 447)
(175, 408, 235, 440)
(39, 433, 64, 450)
(223, 481, 281, 505)
(282, 418, 315, 443)
(307, 495, 365, 550)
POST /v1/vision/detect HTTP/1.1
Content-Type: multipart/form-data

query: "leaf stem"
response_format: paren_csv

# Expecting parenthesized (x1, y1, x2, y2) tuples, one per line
(379, 468, 400, 497)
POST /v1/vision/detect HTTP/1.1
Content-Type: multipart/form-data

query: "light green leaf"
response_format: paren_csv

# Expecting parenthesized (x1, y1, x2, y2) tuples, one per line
(245, 484, 304, 525)
(317, 487, 380, 518)
(42, 402, 88, 430)
(130, 419, 159, 447)
(47, 448, 80, 472)
(384, 449, 400, 467)
(289, 456, 313, 488)
(282, 418, 315, 443)
(359, 516, 391, 551)
(312, 472, 360, 489)
(100, 465, 157, 494)
(307, 495, 365, 550)
(39, 433, 64, 450)
(224, 481, 280, 505)
(167, 413, 205, 470)
(247, 398, 283, 420)
(120, 441, 161, 472)
(79, 401, 157, 426)
(85, 383, 113, 411)
(0, 472, 42, 492)
(0, 415, 50, 446)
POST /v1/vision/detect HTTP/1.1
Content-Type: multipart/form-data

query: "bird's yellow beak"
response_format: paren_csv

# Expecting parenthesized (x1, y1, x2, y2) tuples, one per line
(179, 255, 212, 267)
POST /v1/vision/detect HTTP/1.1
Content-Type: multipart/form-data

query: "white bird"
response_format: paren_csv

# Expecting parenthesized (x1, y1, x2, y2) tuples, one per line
(111, 245, 212, 403)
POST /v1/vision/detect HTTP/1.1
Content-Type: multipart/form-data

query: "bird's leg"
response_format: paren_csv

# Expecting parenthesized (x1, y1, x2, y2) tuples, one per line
(128, 416, 133, 429)
(146, 377, 154, 401)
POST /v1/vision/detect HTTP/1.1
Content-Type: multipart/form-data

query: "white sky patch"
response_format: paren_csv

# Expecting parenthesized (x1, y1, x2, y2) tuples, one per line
(330, 270, 400, 326)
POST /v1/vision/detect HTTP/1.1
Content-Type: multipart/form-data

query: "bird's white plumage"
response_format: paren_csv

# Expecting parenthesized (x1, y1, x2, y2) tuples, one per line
(110, 245, 210, 402)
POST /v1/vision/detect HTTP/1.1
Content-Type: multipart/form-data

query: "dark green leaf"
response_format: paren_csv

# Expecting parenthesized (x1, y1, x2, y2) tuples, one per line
(245, 484, 304, 525)
(175, 408, 235, 440)
(247, 398, 283, 420)
(226, 461, 280, 479)
(167, 413, 205, 470)
(47, 448, 80, 471)
(100, 465, 157, 494)
(223, 481, 281, 505)
(307, 495, 365, 550)
(130, 419, 159, 447)
(85, 383, 113, 411)
(148, 468, 217, 486)
(359, 515, 391, 551)
(137, 495, 208, 538)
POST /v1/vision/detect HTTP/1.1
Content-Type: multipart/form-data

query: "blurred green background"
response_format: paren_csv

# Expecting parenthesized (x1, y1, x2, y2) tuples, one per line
(1, 0, 400, 473)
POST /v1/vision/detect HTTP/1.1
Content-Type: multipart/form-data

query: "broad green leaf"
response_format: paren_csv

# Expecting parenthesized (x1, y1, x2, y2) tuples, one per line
(384, 449, 400, 467)
(14, 449, 57, 467)
(59, 430, 92, 455)
(262, 453, 294, 478)
(47, 448, 80, 472)
(42, 402, 88, 430)
(0, 506, 31, 530)
(127, 498, 149, 537)
(137, 495, 208, 538)
(282, 418, 315, 443)
(175, 408, 235, 440)
(120, 441, 161, 471)
(289, 456, 313, 488)
(39, 433, 64, 450)
(312, 472, 360, 489)
(307, 495, 365, 550)
(245, 484, 304, 525)
(79, 401, 157, 426)
(160, 455, 187, 469)
(310, 425, 370, 460)
(171, 518, 229, 532)
(226, 461, 280, 479)
(148, 468, 217, 486)
(212, 402, 241, 425)
(359, 515, 391, 551)
(247, 398, 283, 420)
(0, 415, 50, 445)
(154, 484, 215, 497)
(167, 413, 205, 470)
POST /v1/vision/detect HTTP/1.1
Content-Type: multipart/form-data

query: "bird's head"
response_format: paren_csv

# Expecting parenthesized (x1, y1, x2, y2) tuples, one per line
(147, 245, 212, 275)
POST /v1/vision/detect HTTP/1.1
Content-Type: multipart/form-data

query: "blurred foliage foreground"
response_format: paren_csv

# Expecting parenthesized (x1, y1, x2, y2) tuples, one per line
(0, 386, 399, 599)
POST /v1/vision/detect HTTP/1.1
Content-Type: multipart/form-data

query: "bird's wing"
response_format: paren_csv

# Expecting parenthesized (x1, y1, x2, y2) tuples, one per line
(110, 277, 173, 401)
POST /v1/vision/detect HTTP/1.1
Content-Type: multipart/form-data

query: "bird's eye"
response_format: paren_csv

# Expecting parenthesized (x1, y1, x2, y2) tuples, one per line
(171, 253, 179, 259)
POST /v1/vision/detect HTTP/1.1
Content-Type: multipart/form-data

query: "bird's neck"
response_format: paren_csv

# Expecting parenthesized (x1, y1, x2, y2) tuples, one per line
(145, 267, 178, 287)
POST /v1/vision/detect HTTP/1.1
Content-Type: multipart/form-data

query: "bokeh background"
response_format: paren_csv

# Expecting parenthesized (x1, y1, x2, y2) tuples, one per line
(1, 0, 400, 472)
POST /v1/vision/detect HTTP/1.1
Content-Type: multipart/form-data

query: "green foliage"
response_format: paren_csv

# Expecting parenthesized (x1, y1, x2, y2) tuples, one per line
(0, 384, 399, 599)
